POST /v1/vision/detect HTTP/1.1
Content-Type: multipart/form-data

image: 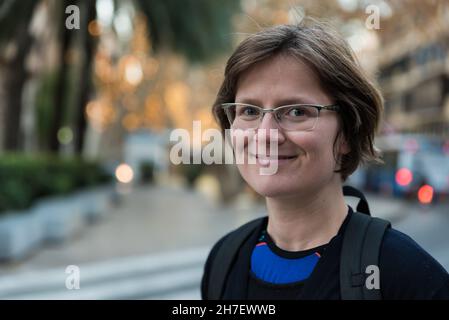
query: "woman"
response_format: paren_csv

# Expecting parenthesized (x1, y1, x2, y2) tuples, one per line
(201, 20, 449, 299)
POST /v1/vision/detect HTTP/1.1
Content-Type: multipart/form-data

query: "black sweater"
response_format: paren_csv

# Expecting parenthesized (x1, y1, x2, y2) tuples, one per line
(201, 209, 449, 300)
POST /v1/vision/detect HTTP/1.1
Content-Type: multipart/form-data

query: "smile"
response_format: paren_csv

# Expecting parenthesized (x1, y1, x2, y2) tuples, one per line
(255, 154, 298, 160)
(250, 153, 299, 167)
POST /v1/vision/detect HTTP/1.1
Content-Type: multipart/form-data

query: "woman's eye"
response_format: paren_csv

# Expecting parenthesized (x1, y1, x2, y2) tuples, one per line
(288, 107, 306, 117)
(239, 107, 259, 116)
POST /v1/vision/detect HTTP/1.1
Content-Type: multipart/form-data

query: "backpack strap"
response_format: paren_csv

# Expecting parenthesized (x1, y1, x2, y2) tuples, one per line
(340, 212, 391, 300)
(208, 217, 264, 300)
(343, 185, 371, 215)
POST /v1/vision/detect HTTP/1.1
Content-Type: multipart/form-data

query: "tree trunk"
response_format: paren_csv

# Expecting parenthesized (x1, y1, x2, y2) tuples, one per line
(74, 0, 97, 155)
(49, 0, 73, 152)
(2, 15, 34, 151)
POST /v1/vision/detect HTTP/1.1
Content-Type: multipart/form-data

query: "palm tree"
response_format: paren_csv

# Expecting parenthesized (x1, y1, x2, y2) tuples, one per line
(72, 0, 241, 154)
(0, 0, 240, 153)
(137, 0, 240, 63)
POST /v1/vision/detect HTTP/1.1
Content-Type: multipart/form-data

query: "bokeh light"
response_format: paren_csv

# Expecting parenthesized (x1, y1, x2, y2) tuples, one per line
(57, 127, 73, 145)
(395, 168, 413, 186)
(115, 163, 134, 183)
(418, 185, 434, 204)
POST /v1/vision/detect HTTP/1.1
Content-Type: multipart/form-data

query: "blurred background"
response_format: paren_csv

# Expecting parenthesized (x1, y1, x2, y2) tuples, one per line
(0, 0, 448, 299)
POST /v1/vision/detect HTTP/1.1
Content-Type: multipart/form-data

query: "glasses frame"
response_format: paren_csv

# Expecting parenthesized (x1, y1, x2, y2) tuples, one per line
(221, 102, 340, 131)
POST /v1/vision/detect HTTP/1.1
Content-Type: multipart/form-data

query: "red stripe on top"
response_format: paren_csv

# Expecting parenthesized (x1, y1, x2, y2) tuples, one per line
(256, 242, 267, 247)
(315, 252, 321, 258)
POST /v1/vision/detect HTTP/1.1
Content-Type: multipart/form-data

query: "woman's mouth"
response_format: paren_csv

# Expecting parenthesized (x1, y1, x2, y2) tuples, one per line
(252, 154, 299, 167)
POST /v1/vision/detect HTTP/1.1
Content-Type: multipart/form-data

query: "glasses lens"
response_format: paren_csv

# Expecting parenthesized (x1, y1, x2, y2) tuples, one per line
(277, 105, 319, 131)
(223, 105, 236, 126)
(224, 104, 261, 129)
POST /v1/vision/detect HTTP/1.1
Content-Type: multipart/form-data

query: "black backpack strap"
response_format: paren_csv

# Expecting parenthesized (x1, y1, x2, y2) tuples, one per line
(207, 217, 264, 300)
(340, 212, 391, 300)
(343, 185, 370, 215)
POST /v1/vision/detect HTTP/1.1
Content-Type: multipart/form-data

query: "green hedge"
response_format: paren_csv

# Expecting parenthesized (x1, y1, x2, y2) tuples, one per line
(0, 154, 112, 214)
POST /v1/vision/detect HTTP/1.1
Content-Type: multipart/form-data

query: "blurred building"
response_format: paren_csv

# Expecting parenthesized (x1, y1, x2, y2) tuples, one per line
(123, 130, 169, 180)
(377, 2, 449, 137)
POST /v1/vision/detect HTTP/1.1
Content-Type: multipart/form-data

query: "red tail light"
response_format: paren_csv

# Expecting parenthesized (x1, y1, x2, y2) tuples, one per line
(418, 185, 434, 204)
(396, 168, 413, 186)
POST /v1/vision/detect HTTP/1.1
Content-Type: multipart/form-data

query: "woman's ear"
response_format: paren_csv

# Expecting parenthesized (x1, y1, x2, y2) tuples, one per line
(338, 135, 351, 155)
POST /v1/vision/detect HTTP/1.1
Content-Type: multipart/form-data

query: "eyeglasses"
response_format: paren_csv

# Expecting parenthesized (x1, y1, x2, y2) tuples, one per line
(221, 102, 340, 131)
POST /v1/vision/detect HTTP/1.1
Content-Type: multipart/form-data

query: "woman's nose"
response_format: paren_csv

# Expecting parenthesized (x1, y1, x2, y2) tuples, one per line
(256, 113, 286, 145)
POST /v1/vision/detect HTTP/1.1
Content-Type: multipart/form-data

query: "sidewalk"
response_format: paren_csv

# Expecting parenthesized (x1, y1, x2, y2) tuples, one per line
(0, 183, 265, 276)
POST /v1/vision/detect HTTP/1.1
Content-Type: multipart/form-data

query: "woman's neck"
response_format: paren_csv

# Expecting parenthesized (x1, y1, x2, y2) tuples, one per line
(265, 181, 348, 252)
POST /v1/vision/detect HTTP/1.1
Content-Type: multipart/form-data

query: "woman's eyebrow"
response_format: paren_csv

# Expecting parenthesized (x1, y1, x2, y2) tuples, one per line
(234, 98, 260, 105)
(235, 96, 315, 106)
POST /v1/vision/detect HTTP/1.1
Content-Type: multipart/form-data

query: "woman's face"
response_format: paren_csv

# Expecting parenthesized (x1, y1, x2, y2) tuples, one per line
(233, 54, 348, 198)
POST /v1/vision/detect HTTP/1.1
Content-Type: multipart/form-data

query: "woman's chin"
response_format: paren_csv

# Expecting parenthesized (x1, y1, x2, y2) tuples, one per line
(250, 182, 298, 198)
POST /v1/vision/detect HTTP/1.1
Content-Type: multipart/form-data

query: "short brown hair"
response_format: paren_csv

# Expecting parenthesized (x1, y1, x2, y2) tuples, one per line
(212, 19, 383, 181)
